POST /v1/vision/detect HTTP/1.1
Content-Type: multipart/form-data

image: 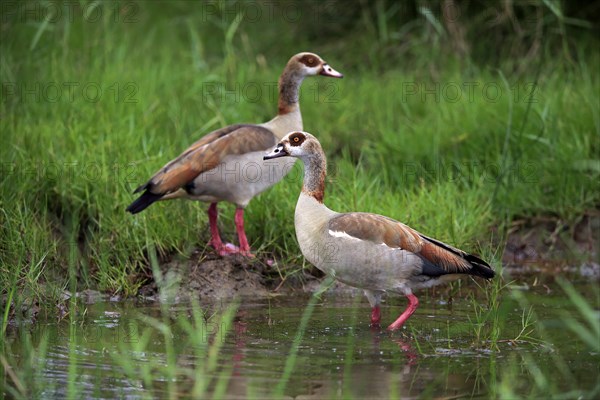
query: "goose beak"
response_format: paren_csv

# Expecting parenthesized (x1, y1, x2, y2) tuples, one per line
(264, 144, 288, 160)
(320, 63, 343, 78)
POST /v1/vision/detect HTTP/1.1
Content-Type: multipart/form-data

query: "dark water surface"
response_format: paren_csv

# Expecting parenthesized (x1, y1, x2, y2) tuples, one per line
(4, 280, 599, 399)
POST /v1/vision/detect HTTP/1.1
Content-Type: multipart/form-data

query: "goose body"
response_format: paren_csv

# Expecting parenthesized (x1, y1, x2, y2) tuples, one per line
(127, 53, 343, 257)
(265, 131, 495, 330)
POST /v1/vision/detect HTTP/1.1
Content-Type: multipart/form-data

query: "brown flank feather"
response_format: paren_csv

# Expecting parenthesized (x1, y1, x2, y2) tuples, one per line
(328, 213, 493, 277)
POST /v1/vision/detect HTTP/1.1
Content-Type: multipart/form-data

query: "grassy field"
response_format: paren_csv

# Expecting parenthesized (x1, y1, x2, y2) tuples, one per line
(1, 0, 599, 302)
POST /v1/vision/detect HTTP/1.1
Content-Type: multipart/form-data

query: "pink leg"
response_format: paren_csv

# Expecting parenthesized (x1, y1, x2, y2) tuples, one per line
(234, 208, 254, 258)
(207, 203, 240, 256)
(370, 305, 381, 326)
(387, 294, 419, 331)
(208, 203, 223, 248)
(364, 290, 382, 328)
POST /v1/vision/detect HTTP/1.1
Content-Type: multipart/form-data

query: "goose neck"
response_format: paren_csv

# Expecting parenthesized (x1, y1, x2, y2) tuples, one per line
(278, 69, 304, 115)
(301, 152, 326, 203)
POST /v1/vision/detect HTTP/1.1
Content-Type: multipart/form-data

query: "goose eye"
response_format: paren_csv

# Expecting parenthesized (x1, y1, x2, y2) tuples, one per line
(301, 55, 317, 67)
(289, 133, 304, 146)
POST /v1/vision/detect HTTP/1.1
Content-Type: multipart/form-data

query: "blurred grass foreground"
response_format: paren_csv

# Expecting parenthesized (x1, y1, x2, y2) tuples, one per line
(1, 0, 599, 297)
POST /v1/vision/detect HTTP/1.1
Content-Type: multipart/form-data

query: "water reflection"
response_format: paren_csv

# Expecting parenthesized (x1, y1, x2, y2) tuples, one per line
(4, 282, 599, 399)
(218, 303, 487, 399)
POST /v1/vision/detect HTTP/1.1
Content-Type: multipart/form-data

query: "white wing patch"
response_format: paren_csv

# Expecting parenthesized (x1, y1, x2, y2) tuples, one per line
(328, 230, 403, 249)
(328, 230, 361, 241)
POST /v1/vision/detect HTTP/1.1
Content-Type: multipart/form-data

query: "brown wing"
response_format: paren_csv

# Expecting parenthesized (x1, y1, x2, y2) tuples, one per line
(183, 124, 247, 154)
(328, 213, 423, 251)
(327, 213, 494, 278)
(136, 124, 276, 195)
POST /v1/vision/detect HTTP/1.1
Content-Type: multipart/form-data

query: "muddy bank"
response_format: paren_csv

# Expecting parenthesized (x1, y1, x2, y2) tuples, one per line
(137, 250, 273, 302)
(137, 214, 599, 301)
(502, 213, 599, 278)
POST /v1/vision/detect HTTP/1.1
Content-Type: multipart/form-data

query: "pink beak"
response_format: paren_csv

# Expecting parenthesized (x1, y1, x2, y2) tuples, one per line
(320, 63, 343, 78)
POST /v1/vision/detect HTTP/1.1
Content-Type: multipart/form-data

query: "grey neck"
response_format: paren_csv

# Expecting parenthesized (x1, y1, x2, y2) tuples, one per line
(301, 152, 326, 203)
(278, 70, 304, 114)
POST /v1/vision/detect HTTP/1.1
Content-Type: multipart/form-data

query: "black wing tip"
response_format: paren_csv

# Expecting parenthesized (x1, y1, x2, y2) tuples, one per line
(126, 191, 162, 214)
(419, 234, 496, 279)
(133, 183, 148, 194)
(465, 253, 496, 279)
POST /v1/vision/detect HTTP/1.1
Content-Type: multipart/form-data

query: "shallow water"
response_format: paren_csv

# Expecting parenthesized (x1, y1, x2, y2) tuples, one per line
(3, 279, 600, 399)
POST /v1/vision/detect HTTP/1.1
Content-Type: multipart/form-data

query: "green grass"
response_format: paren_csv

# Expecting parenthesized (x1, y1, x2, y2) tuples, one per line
(1, 1, 598, 301)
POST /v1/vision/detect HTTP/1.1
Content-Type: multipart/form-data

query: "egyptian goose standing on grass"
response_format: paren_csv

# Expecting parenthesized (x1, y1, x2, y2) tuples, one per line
(264, 132, 495, 330)
(126, 53, 343, 257)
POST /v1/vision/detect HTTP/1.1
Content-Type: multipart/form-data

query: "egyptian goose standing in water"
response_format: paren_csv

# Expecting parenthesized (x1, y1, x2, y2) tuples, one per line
(264, 132, 495, 330)
(127, 53, 343, 257)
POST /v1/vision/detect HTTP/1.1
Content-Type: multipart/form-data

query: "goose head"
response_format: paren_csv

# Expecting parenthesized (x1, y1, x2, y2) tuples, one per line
(287, 52, 343, 78)
(263, 131, 322, 161)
